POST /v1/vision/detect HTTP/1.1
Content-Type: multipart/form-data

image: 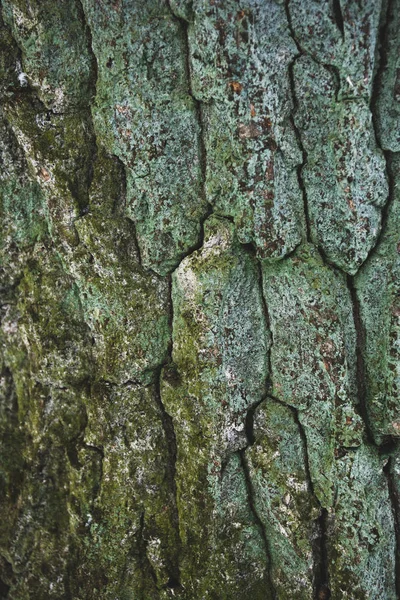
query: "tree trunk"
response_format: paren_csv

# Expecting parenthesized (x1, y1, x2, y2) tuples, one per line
(0, 0, 399, 598)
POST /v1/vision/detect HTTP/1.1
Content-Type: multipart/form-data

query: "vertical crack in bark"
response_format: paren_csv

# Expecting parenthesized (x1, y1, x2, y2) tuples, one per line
(284, 2, 312, 244)
(77, 2, 150, 270)
(167, 273, 174, 360)
(234, 259, 286, 599)
(384, 457, 400, 597)
(332, 0, 344, 38)
(284, 0, 303, 55)
(237, 259, 276, 598)
(76, 0, 98, 102)
(256, 260, 273, 393)
(363, 0, 395, 268)
(267, 393, 331, 599)
(74, 0, 99, 216)
(167, 0, 213, 265)
(151, 271, 183, 590)
(108, 153, 147, 272)
(67, 382, 104, 500)
(0, 574, 10, 600)
(153, 364, 182, 591)
(285, 0, 345, 254)
(244, 398, 265, 447)
(314, 508, 331, 600)
(346, 274, 376, 445)
(239, 449, 277, 600)
(166, 0, 205, 172)
(294, 415, 331, 600)
(371, 0, 393, 149)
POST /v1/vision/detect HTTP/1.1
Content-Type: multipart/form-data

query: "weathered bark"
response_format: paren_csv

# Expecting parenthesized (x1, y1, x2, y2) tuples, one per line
(0, 1, 399, 599)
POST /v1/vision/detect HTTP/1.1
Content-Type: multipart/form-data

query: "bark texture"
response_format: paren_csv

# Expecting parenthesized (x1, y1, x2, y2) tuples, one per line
(0, 1, 399, 599)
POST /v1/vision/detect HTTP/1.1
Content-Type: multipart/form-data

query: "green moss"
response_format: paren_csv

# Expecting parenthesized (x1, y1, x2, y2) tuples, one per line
(160, 215, 270, 596)
(2, 0, 95, 110)
(80, 0, 208, 275)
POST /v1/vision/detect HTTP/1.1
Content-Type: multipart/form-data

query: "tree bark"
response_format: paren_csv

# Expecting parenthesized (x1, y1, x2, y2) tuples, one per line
(0, 1, 399, 598)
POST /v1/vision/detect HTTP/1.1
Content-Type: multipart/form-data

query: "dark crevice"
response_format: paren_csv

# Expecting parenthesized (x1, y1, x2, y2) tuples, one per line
(296, 419, 331, 600)
(384, 458, 400, 597)
(359, 149, 395, 274)
(167, 0, 207, 181)
(313, 509, 331, 600)
(169, 203, 214, 272)
(68, 388, 104, 497)
(284, 0, 303, 55)
(75, 0, 102, 219)
(285, 0, 341, 101)
(82, 442, 104, 460)
(315, 242, 346, 275)
(66, 2, 100, 214)
(288, 68, 312, 243)
(332, 0, 344, 38)
(2, 11, 98, 234)
(371, 0, 393, 148)
(109, 156, 146, 271)
(266, 393, 330, 598)
(346, 275, 375, 445)
(244, 398, 265, 446)
(0, 556, 14, 600)
(235, 256, 277, 599)
(0, 579, 10, 600)
(292, 409, 315, 497)
(112, 168, 145, 273)
(326, 63, 342, 103)
(361, 0, 395, 269)
(165, 575, 181, 590)
(284, 1, 312, 243)
(108, 153, 147, 272)
(167, 274, 174, 356)
(166, 0, 212, 275)
(267, 395, 315, 498)
(380, 438, 400, 458)
(239, 451, 277, 600)
(284, 36, 312, 245)
(76, 0, 98, 102)
(255, 259, 274, 394)
(153, 366, 182, 589)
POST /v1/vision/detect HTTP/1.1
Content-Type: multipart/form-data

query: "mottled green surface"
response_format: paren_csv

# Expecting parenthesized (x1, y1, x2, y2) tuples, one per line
(161, 215, 270, 597)
(355, 154, 400, 444)
(261, 244, 362, 507)
(327, 445, 395, 599)
(375, 0, 400, 151)
(80, 0, 208, 275)
(293, 56, 388, 274)
(246, 398, 319, 599)
(188, 0, 305, 260)
(1, 0, 399, 599)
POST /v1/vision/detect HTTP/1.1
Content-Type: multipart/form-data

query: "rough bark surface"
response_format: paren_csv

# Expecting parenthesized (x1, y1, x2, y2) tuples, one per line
(0, 1, 399, 599)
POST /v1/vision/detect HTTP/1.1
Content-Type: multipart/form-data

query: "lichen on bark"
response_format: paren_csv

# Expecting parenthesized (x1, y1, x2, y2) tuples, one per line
(1, 1, 399, 599)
